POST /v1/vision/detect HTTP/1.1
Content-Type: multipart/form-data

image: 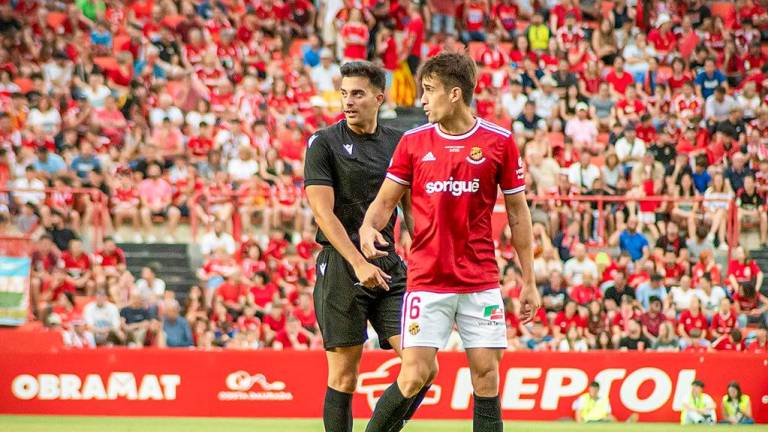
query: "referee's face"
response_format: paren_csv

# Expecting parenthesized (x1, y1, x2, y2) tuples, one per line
(340, 76, 383, 128)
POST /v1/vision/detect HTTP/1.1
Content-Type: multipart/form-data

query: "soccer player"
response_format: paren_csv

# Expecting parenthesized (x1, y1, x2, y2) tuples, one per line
(304, 61, 429, 432)
(359, 52, 541, 431)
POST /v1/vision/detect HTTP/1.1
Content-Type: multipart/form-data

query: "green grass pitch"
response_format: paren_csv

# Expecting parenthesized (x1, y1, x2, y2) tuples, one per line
(0, 416, 760, 432)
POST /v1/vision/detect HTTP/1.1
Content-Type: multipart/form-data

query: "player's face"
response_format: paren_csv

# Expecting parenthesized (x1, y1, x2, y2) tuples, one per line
(420, 75, 459, 124)
(340, 76, 384, 127)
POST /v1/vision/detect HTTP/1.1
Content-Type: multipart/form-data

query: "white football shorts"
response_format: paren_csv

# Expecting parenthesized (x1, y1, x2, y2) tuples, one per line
(400, 288, 507, 349)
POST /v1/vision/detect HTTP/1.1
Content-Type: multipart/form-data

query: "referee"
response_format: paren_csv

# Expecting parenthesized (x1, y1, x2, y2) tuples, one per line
(304, 62, 429, 432)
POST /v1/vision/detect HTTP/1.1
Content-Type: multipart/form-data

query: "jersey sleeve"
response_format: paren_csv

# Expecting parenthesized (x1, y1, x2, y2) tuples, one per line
(303, 132, 334, 187)
(386, 136, 412, 186)
(498, 135, 526, 195)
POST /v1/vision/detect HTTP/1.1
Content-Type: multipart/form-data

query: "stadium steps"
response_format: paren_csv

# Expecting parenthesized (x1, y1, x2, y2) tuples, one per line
(118, 243, 197, 302)
(748, 247, 768, 295)
(382, 107, 428, 131)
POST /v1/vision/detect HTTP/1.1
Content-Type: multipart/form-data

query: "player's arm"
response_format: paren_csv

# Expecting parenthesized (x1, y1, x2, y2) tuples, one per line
(304, 133, 390, 289)
(399, 189, 414, 237)
(360, 179, 408, 259)
(502, 136, 541, 323)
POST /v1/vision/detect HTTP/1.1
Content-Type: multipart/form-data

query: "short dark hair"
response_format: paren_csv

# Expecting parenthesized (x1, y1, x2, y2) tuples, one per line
(417, 52, 477, 106)
(340, 61, 386, 91)
(589, 381, 600, 389)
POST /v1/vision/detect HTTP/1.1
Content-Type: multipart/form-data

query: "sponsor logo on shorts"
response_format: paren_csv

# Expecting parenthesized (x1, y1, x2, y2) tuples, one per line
(408, 322, 421, 335)
(483, 305, 504, 321)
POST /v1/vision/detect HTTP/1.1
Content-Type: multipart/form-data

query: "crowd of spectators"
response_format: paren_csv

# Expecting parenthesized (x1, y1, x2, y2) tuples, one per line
(2, 0, 768, 351)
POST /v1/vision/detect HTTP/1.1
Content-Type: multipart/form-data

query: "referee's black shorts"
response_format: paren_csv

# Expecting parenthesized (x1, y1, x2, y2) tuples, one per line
(313, 246, 406, 350)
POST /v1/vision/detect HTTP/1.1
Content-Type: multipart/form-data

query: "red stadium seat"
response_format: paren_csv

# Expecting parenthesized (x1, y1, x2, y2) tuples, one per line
(468, 41, 485, 61)
(711, 2, 737, 29)
(601, 1, 614, 19)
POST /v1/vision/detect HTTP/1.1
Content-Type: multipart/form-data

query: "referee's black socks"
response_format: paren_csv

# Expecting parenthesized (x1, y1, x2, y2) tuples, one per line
(388, 384, 431, 432)
(365, 382, 416, 432)
(473, 393, 503, 432)
(324, 387, 353, 432)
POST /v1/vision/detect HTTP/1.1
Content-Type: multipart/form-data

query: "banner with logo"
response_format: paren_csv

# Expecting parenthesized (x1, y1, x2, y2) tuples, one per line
(0, 256, 30, 326)
(0, 349, 765, 422)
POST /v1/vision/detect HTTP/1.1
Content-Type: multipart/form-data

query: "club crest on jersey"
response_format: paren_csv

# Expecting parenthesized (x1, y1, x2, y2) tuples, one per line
(408, 322, 420, 335)
(467, 147, 486, 164)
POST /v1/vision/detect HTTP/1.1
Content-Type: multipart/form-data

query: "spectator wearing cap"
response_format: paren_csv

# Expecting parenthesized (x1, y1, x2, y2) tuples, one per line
(567, 151, 599, 193)
(563, 243, 598, 286)
(565, 102, 598, 152)
(529, 74, 560, 124)
(681, 380, 716, 424)
(83, 290, 124, 346)
(614, 122, 645, 171)
(636, 273, 668, 311)
(589, 82, 616, 130)
(310, 48, 341, 95)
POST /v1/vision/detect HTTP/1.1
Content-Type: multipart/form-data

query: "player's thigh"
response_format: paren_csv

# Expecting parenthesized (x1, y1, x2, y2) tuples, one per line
(401, 291, 458, 350)
(368, 259, 407, 350)
(314, 249, 368, 350)
(456, 288, 507, 349)
(325, 344, 364, 391)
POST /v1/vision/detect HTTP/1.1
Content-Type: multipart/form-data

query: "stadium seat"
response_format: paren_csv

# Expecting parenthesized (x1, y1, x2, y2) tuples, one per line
(601, 1, 614, 19)
(711, 2, 737, 29)
(548, 132, 565, 148)
(468, 41, 486, 61)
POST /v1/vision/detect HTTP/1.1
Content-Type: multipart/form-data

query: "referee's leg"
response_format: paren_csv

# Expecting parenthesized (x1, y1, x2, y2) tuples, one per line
(315, 249, 368, 432)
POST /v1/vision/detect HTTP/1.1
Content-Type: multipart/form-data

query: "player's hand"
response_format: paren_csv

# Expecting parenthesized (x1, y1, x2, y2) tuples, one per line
(359, 225, 389, 259)
(353, 261, 391, 291)
(519, 284, 542, 324)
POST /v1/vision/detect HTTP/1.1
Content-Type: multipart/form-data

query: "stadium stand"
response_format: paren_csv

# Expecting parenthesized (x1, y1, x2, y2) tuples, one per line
(0, 0, 767, 355)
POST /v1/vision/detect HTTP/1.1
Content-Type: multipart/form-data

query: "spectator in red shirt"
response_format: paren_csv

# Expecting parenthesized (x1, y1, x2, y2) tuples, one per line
(712, 329, 745, 352)
(569, 272, 602, 305)
(93, 237, 127, 287)
(262, 301, 287, 345)
(292, 291, 317, 332)
(273, 315, 313, 350)
(461, 0, 488, 42)
(340, 9, 369, 63)
(710, 298, 738, 340)
(403, 2, 425, 75)
(216, 273, 247, 317)
(60, 238, 93, 294)
(733, 282, 768, 328)
(552, 300, 584, 339)
(727, 246, 764, 289)
(492, 0, 518, 41)
(248, 272, 280, 316)
(678, 297, 708, 341)
(648, 14, 677, 62)
(605, 56, 636, 98)
(640, 296, 666, 339)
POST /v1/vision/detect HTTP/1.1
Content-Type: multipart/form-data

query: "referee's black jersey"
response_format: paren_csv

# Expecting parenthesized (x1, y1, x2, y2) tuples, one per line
(304, 120, 403, 249)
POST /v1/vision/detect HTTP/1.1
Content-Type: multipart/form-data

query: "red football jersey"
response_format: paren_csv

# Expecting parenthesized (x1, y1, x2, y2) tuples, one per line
(387, 119, 525, 293)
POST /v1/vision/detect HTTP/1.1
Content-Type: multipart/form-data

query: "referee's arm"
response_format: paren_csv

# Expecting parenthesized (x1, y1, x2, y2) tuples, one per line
(304, 134, 391, 289)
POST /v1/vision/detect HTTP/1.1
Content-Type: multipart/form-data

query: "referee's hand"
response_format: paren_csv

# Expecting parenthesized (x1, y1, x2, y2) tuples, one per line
(359, 226, 389, 259)
(354, 262, 391, 291)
